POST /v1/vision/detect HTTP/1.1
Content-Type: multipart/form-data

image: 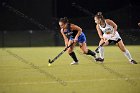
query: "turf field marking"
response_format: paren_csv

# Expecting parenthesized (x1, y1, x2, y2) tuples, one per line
(76, 50, 138, 86)
(0, 77, 139, 86)
(2, 48, 67, 86)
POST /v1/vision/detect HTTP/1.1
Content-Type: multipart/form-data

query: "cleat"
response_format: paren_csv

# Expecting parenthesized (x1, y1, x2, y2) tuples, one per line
(130, 60, 137, 64)
(95, 57, 104, 62)
(71, 61, 79, 65)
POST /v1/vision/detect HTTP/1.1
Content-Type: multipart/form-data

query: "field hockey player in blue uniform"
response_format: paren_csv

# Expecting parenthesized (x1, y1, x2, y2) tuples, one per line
(59, 17, 96, 65)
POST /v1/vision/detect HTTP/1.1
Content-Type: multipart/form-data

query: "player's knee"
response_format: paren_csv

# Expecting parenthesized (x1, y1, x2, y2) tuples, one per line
(67, 48, 73, 54)
(120, 46, 126, 52)
(67, 50, 72, 54)
(83, 51, 87, 54)
(121, 48, 126, 52)
(82, 49, 88, 54)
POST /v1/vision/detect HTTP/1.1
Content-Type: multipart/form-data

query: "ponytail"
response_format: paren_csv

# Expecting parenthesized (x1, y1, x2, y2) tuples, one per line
(94, 12, 105, 21)
(59, 17, 69, 24)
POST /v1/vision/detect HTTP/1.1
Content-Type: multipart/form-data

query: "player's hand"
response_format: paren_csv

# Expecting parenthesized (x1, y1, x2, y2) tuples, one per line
(101, 37, 106, 42)
(111, 35, 115, 38)
(111, 32, 116, 38)
(103, 38, 108, 43)
(65, 45, 68, 48)
(74, 37, 78, 42)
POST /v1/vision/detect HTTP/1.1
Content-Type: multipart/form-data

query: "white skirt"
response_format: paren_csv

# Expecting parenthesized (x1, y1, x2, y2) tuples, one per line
(103, 31, 121, 41)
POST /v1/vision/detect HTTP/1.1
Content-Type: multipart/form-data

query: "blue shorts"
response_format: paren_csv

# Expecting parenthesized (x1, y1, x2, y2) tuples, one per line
(69, 32, 86, 43)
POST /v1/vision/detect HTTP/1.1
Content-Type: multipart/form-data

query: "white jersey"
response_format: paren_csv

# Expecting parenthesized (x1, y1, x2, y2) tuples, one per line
(99, 20, 121, 41)
(99, 21, 114, 34)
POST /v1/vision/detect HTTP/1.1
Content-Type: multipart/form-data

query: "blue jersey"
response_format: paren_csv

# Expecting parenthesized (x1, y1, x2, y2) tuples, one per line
(64, 23, 86, 43)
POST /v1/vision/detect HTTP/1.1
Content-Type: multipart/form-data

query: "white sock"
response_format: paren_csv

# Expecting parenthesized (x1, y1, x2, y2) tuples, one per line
(123, 49, 132, 61)
(99, 47, 104, 59)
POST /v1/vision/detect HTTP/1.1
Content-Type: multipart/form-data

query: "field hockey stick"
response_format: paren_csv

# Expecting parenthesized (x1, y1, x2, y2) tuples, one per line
(48, 42, 74, 64)
(95, 39, 109, 53)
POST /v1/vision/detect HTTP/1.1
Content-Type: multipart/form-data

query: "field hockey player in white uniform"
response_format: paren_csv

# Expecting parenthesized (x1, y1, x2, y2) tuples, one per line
(94, 12, 137, 64)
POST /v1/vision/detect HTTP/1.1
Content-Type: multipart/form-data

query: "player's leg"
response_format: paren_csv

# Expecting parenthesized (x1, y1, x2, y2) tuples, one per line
(96, 38, 109, 62)
(67, 40, 79, 65)
(78, 32, 96, 58)
(79, 42, 96, 58)
(116, 40, 137, 64)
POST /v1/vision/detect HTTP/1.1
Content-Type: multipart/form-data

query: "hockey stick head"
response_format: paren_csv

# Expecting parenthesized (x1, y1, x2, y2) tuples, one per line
(48, 59, 52, 66)
(48, 59, 52, 63)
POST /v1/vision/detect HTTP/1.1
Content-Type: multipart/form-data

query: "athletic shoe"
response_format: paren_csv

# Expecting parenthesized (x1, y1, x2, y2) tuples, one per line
(130, 60, 137, 64)
(95, 57, 104, 62)
(71, 61, 79, 65)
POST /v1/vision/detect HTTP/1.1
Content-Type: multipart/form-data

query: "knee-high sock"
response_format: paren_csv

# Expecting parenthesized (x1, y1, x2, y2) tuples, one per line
(99, 47, 104, 59)
(86, 49, 96, 57)
(69, 52, 78, 62)
(123, 49, 132, 61)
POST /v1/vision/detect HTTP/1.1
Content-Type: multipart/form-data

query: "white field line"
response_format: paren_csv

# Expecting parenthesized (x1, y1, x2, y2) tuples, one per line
(0, 77, 140, 86)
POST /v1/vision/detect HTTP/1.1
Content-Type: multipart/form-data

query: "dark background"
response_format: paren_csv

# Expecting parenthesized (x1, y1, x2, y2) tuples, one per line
(0, 0, 140, 47)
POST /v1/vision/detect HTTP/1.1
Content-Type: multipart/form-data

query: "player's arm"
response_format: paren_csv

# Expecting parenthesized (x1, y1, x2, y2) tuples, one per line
(71, 24, 82, 42)
(96, 24, 104, 40)
(60, 29, 69, 47)
(106, 19, 117, 32)
(106, 19, 117, 37)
